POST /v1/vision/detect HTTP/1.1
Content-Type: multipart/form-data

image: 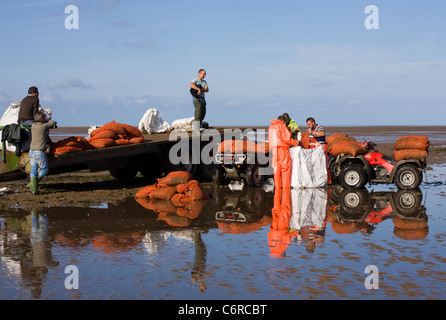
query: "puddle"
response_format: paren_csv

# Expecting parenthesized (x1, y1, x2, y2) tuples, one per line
(1, 166, 446, 300)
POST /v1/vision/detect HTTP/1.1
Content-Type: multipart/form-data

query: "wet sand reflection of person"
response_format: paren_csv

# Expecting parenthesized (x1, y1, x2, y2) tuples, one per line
(0, 209, 57, 299)
(191, 231, 207, 292)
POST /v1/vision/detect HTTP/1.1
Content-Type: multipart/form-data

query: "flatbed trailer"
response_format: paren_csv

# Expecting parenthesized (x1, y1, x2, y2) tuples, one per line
(0, 128, 220, 183)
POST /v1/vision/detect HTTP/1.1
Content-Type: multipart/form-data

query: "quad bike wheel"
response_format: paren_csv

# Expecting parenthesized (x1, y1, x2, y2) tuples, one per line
(339, 164, 368, 189)
(246, 164, 264, 187)
(394, 164, 423, 190)
(213, 165, 229, 186)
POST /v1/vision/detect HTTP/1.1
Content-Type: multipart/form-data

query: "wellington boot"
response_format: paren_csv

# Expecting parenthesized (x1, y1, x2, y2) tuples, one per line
(27, 177, 39, 195)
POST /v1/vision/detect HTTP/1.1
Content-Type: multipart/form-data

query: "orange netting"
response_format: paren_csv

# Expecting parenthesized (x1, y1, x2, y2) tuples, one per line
(330, 140, 367, 157)
(217, 140, 269, 154)
(394, 135, 429, 151)
(394, 149, 429, 162)
(393, 135, 429, 161)
(88, 121, 144, 149)
(50, 136, 95, 155)
(327, 136, 357, 153)
(326, 133, 349, 145)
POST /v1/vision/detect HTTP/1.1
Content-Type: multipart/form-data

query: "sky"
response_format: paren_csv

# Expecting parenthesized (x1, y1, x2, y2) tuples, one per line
(0, 0, 445, 127)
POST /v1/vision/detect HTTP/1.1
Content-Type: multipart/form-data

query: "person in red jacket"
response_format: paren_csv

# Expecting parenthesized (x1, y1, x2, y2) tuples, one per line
(268, 116, 299, 188)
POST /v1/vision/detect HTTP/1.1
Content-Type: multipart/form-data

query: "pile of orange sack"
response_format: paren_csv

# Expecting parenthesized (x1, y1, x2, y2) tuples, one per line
(217, 139, 269, 154)
(394, 135, 429, 162)
(135, 171, 209, 227)
(88, 120, 145, 148)
(325, 133, 367, 157)
(50, 121, 145, 155)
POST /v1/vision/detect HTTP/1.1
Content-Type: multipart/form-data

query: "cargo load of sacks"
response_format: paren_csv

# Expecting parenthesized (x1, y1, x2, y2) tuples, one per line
(217, 139, 269, 154)
(325, 133, 367, 157)
(50, 121, 145, 155)
(394, 135, 429, 162)
(135, 171, 209, 227)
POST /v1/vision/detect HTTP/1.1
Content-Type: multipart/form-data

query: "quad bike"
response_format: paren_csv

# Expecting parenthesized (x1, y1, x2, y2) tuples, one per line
(329, 142, 427, 190)
(213, 141, 272, 187)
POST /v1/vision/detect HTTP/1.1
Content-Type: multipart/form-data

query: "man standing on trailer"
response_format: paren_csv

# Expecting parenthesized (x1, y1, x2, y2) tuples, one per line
(190, 69, 209, 134)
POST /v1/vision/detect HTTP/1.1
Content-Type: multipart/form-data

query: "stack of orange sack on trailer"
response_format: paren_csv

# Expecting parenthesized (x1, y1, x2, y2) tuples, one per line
(325, 133, 368, 157)
(50, 136, 95, 155)
(217, 139, 269, 154)
(135, 171, 209, 227)
(88, 120, 145, 148)
(394, 135, 429, 162)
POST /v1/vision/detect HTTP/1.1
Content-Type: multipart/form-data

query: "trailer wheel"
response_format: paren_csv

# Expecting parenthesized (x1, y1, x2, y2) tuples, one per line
(246, 164, 264, 188)
(339, 164, 367, 189)
(394, 164, 422, 190)
(109, 166, 138, 181)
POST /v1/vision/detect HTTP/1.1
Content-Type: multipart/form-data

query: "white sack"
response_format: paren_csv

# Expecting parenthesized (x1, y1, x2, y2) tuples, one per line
(171, 117, 194, 132)
(290, 146, 328, 188)
(138, 108, 171, 134)
(289, 188, 328, 231)
(0, 102, 20, 127)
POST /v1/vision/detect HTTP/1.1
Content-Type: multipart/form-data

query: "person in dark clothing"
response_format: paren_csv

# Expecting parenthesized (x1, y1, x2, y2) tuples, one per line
(19, 87, 40, 127)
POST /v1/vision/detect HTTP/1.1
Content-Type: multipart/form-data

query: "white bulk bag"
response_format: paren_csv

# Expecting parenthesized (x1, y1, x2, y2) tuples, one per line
(290, 146, 328, 188)
(138, 108, 171, 134)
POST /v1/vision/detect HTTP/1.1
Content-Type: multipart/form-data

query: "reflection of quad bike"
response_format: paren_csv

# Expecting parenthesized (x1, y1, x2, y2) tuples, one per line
(329, 142, 427, 190)
(214, 187, 273, 232)
(213, 141, 271, 187)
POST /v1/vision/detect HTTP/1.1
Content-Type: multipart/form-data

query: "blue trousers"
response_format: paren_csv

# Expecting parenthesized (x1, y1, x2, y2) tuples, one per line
(29, 150, 49, 178)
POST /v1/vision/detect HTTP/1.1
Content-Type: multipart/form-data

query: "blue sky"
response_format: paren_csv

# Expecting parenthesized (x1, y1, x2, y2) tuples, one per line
(0, 0, 444, 127)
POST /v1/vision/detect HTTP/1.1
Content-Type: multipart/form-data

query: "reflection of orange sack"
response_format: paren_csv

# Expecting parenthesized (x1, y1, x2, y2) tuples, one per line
(393, 216, 428, 229)
(149, 199, 178, 213)
(331, 222, 361, 234)
(393, 227, 428, 240)
(135, 197, 154, 210)
(171, 193, 185, 206)
(157, 212, 191, 227)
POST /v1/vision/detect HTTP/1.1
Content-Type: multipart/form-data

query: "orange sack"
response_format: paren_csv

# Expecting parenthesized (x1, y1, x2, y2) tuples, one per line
(326, 133, 349, 145)
(157, 171, 193, 187)
(330, 140, 367, 156)
(328, 136, 357, 152)
(394, 135, 429, 151)
(149, 186, 178, 200)
(394, 149, 428, 162)
(135, 184, 158, 199)
(88, 121, 144, 149)
(51, 136, 95, 155)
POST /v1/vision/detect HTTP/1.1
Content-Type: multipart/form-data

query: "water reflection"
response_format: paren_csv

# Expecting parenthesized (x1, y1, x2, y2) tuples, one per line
(328, 187, 428, 240)
(0, 185, 430, 298)
(0, 210, 58, 298)
(267, 186, 429, 257)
